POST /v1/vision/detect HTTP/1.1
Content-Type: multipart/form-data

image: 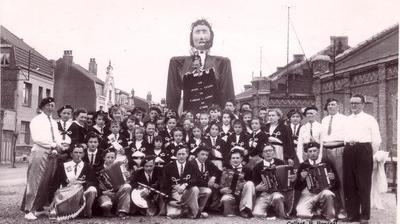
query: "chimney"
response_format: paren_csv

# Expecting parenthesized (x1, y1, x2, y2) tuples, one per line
(146, 92, 152, 102)
(330, 36, 349, 54)
(244, 84, 253, 91)
(88, 58, 97, 75)
(63, 50, 73, 64)
(293, 54, 305, 62)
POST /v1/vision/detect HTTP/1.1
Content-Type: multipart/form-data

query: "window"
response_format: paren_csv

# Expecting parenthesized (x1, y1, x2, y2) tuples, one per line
(46, 88, 51, 97)
(1, 52, 10, 66)
(38, 86, 43, 106)
(20, 121, 31, 145)
(23, 82, 32, 106)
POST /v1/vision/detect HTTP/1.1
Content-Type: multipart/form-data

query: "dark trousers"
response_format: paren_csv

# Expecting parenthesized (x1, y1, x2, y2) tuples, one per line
(343, 143, 373, 220)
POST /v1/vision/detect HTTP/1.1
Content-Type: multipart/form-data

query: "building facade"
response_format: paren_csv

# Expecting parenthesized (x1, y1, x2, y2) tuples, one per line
(313, 24, 398, 154)
(1, 26, 54, 163)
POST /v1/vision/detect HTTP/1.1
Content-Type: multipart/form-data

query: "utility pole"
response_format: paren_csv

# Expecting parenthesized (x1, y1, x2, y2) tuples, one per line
(286, 6, 290, 95)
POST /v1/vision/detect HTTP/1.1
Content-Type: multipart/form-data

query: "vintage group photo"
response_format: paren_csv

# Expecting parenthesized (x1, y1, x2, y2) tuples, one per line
(0, 0, 398, 223)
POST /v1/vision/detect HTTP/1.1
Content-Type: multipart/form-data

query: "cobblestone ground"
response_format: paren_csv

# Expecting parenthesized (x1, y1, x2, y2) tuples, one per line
(0, 164, 396, 224)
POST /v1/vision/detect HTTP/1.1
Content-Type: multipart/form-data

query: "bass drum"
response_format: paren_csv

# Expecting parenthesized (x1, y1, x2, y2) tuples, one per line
(131, 188, 148, 208)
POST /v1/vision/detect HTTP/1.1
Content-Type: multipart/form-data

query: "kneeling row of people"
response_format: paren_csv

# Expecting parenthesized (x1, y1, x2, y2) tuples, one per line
(50, 141, 338, 222)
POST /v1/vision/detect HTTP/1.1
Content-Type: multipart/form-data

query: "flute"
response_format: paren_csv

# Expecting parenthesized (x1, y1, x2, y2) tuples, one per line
(137, 182, 175, 200)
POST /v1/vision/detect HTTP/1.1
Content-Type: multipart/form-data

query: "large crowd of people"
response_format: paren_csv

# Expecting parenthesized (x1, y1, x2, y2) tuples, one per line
(21, 94, 381, 224)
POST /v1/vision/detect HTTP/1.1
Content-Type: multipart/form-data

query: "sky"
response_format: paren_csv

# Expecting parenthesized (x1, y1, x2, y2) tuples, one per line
(1, 0, 399, 102)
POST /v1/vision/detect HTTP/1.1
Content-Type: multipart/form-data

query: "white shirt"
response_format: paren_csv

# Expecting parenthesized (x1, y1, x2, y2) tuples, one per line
(92, 124, 105, 134)
(73, 120, 84, 128)
(210, 136, 217, 146)
(135, 140, 143, 149)
(87, 149, 98, 164)
(196, 158, 205, 172)
(30, 112, 62, 150)
(297, 121, 322, 163)
(59, 119, 72, 131)
(64, 160, 84, 182)
(222, 124, 231, 134)
(235, 134, 241, 144)
(320, 113, 347, 142)
(194, 138, 201, 145)
(154, 148, 161, 156)
(308, 158, 321, 165)
(252, 129, 261, 137)
(268, 124, 278, 135)
(263, 159, 275, 167)
(145, 171, 153, 182)
(290, 123, 300, 135)
(176, 161, 186, 176)
(344, 111, 381, 152)
(232, 164, 243, 172)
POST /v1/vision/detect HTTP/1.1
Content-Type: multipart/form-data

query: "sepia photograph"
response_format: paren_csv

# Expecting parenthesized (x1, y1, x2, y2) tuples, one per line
(0, 0, 398, 223)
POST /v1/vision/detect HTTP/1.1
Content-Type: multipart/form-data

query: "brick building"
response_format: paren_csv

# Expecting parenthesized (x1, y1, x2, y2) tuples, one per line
(313, 24, 398, 153)
(235, 35, 351, 117)
(54, 51, 149, 114)
(1, 26, 54, 163)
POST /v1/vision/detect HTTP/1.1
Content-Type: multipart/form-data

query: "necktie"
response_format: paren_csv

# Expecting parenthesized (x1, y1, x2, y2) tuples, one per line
(63, 121, 67, 140)
(74, 163, 78, 175)
(47, 115, 55, 143)
(310, 122, 314, 141)
(148, 173, 152, 183)
(293, 124, 297, 135)
(201, 163, 204, 173)
(90, 153, 94, 165)
(180, 163, 184, 177)
(327, 116, 333, 135)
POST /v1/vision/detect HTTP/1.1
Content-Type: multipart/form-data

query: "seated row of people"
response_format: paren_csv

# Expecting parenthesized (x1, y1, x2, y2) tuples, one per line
(49, 141, 338, 222)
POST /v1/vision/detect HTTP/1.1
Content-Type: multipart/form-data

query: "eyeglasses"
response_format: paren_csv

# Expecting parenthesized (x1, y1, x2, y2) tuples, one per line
(350, 102, 362, 105)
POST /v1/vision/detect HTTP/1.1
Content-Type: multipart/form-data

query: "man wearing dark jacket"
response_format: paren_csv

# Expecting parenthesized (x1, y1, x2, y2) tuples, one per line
(189, 146, 222, 214)
(162, 145, 203, 219)
(252, 143, 294, 219)
(51, 144, 98, 218)
(294, 142, 337, 222)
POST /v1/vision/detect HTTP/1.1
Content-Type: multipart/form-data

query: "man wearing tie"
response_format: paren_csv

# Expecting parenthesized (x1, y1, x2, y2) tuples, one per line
(57, 105, 74, 145)
(162, 146, 203, 219)
(320, 98, 347, 219)
(21, 97, 64, 220)
(130, 156, 164, 216)
(51, 144, 98, 218)
(343, 94, 381, 223)
(296, 106, 322, 163)
(189, 146, 221, 214)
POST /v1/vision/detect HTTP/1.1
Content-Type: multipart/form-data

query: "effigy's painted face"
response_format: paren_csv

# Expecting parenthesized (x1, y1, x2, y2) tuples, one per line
(192, 25, 211, 50)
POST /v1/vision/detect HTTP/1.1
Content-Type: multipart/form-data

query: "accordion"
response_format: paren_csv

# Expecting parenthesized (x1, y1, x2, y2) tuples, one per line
(220, 168, 246, 196)
(305, 163, 332, 194)
(105, 162, 127, 191)
(261, 165, 294, 193)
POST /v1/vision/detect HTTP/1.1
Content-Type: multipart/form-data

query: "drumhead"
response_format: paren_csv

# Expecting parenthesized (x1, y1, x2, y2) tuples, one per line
(131, 189, 148, 208)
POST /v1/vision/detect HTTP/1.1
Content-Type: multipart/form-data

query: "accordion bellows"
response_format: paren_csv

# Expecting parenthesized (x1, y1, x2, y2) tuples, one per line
(54, 184, 86, 221)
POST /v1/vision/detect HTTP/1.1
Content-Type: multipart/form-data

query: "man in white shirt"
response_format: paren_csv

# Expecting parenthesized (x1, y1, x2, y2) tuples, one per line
(320, 98, 347, 218)
(296, 106, 322, 163)
(343, 94, 381, 224)
(21, 97, 64, 220)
